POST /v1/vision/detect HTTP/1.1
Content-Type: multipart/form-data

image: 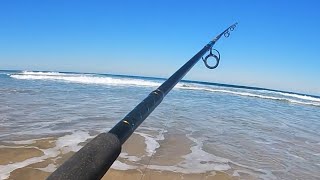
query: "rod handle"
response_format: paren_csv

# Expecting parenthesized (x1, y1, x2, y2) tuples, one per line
(47, 132, 121, 180)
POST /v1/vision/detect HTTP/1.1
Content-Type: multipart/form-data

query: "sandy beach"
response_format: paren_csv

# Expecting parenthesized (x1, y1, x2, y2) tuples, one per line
(0, 133, 236, 180)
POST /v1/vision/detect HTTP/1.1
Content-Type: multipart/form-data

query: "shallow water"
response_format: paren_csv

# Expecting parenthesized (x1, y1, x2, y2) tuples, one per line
(0, 70, 320, 179)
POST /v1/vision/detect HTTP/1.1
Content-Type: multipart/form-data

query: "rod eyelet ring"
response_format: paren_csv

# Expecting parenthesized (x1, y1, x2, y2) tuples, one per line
(224, 31, 230, 38)
(202, 49, 220, 69)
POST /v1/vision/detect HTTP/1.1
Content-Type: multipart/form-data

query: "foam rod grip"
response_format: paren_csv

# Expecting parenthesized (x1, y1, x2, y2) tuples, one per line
(47, 132, 121, 180)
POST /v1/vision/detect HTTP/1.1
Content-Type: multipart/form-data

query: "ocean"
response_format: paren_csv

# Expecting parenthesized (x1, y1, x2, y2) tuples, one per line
(0, 70, 319, 180)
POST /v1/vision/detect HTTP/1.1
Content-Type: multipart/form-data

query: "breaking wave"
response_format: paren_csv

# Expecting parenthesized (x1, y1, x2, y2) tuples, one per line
(179, 85, 320, 107)
(10, 71, 160, 87)
(10, 71, 320, 107)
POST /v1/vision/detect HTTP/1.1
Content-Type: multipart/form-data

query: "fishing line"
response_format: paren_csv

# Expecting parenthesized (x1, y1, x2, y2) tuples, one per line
(139, 102, 176, 180)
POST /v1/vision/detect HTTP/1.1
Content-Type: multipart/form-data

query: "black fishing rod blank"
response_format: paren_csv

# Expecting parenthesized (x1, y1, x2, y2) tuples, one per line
(47, 23, 238, 180)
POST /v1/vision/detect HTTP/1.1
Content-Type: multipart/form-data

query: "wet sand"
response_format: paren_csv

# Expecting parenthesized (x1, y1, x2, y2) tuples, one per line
(7, 167, 233, 180)
(0, 147, 44, 165)
(0, 133, 236, 180)
(104, 169, 233, 180)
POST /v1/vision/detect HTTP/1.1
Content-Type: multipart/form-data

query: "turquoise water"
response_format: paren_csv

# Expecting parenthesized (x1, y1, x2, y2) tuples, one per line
(0, 70, 320, 179)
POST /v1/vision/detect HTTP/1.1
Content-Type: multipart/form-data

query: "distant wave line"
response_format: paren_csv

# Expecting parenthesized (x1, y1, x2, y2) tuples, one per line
(9, 71, 320, 107)
(10, 72, 161, 87)
(179, 86, 320, 107)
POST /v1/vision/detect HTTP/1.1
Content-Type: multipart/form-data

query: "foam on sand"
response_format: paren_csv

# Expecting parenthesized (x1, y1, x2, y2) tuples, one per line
(111, 160, 137, 171)
(36, 164, 56, 173)
(146, 132, 231, 174)
(135, 131, 165, 157)
(119, 152, 141, 162)
(117, 129, 276, 179)
(0, 131, 93, 179)
(3, 139, 37, 145)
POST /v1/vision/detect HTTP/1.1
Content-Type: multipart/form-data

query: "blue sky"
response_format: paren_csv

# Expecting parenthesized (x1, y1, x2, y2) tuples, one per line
(0, 0, 319, 95)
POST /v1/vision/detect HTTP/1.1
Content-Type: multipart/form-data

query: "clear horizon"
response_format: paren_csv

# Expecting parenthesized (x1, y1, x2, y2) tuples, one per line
(1, 0, 319, 96)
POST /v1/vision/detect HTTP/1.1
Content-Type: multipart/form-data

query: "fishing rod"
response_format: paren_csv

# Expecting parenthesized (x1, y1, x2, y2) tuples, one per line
(47, 23, 238, 180)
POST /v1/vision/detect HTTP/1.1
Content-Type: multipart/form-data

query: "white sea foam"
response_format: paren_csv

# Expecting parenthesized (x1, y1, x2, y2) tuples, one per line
(55, 131, 91, 154)
(10, 71, 320, 107)
(36, 164, 56, 172)
(117, 130, 276, 179)
(135, 131, 165, 157)
(111, 160, 137, 170)
(128, 130, 232, 174)
(21, 71, 66, 76)
(274, 91, 320, 102)
(119, 153, 141, 162)
(179, 85, 320, 107)
(0, 153, 48, 179)
(3, 139, 37, 145)
(11, 72, 160, 87)
(232, 171, 240, 176)
(146, 139, 231, 173)
(177, 133, 231, 173)
(0, 131, 93, 179)
(183, 132, 275, 179)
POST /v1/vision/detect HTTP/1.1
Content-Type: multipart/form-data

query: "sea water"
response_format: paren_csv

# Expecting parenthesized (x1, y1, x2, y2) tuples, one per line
(0, 70, 319, 179)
